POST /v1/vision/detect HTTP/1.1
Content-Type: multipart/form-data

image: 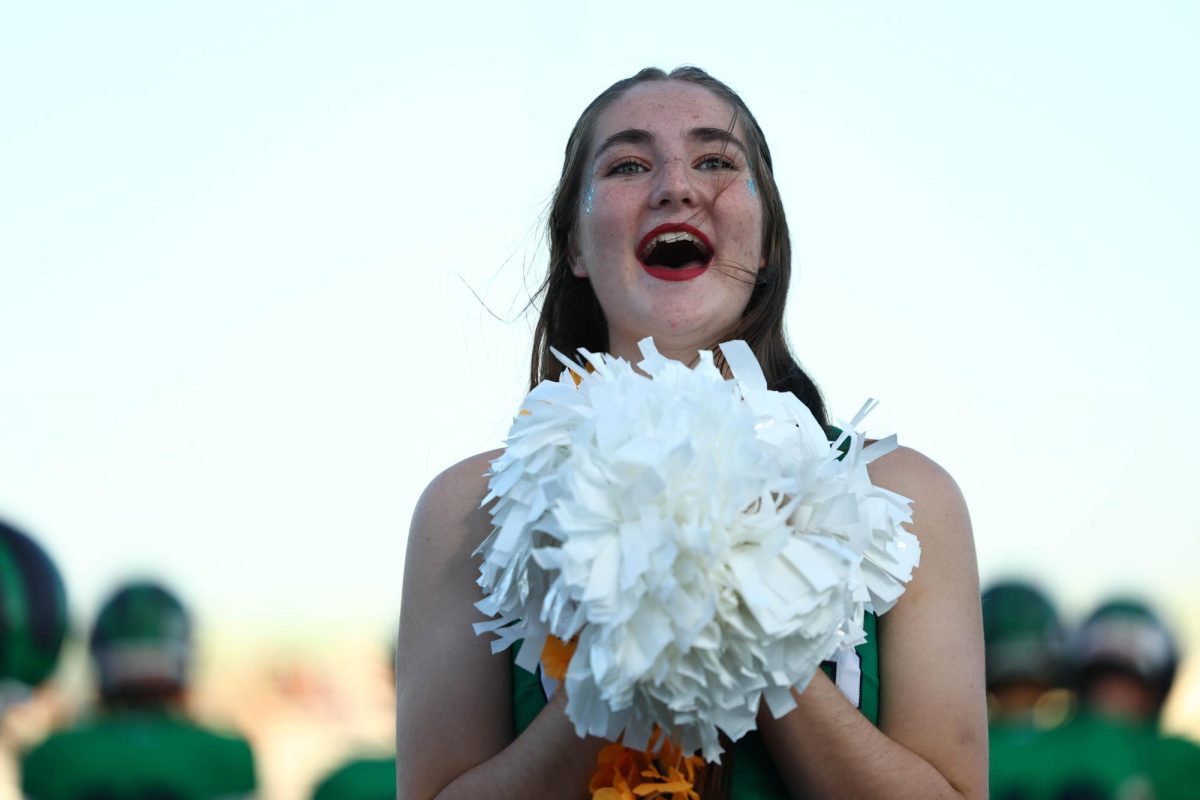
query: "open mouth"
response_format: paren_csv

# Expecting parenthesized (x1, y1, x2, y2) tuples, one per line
(637, 224, 713, 282)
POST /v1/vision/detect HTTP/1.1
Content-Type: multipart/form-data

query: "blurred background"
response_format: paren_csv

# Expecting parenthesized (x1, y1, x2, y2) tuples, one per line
(2, 2, 1197, 797)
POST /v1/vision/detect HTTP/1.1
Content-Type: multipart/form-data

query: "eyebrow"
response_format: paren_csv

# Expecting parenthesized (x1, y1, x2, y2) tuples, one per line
(591, 126, 748, 164)
(688, 126, 748, 156)
(592, 128, 654, 163)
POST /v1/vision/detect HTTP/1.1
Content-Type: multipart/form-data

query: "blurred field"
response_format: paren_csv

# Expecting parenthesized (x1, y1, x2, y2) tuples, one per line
(3, 626, 1200, 800)
(1, 630, 395, 800)
(1164, 658, 1200, 741)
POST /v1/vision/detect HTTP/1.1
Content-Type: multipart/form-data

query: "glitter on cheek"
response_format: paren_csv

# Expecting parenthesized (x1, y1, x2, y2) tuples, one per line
(583, 183, 595, 215)
(746, 177, 758, 199)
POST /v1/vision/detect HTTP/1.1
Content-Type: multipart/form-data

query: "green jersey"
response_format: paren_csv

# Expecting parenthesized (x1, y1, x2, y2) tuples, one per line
(1144, 733, 1200, 800)
(511, 612, 881, 800)
(311, 757, 395, 800)
(989, 713, 1156, 800)
(21, 709, 256, 800)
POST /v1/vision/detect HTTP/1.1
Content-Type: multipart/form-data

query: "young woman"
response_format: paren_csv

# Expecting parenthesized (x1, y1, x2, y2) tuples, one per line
(396, 67, 987, 799)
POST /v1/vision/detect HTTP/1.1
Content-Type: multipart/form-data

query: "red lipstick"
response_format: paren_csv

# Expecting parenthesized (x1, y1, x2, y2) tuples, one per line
(637, 223, 714, 282)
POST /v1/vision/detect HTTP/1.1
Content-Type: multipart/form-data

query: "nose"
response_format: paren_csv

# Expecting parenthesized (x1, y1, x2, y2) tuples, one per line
(650, 157, 696, 208)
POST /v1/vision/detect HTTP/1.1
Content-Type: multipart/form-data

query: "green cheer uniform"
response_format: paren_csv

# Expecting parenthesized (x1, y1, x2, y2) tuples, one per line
(21, 709, 256, 800)
(989, 712, 1158, 800)
(311, 756, 396, 800)
(511, 612, 881, 799)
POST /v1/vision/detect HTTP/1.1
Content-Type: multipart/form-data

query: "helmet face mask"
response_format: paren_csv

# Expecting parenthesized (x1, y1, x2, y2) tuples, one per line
(1073, 599, 1179, 716)
(89, 582, 192, 705)
(982, 581, 1066, 692)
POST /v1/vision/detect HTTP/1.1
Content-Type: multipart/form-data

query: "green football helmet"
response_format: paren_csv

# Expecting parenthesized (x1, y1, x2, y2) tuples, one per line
(1073, 598, 1178, 708)
(0, 519, 69, 707)
(89, 581, 191, 698)
(982, 580, 1065, 690)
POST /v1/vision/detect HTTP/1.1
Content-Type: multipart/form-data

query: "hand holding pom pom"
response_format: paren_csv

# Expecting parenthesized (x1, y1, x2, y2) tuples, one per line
(474, 339, 919, 763)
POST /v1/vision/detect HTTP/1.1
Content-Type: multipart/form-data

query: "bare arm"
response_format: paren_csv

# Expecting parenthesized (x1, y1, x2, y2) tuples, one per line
(396, 453, 607, 800)
(757, 446, 989, 798)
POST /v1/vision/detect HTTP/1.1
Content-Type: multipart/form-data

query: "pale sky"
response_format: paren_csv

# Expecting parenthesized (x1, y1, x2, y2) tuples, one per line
(2, 3, 1197, 650)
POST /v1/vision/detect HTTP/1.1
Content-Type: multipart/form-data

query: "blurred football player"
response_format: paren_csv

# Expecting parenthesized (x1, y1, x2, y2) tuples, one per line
(978, 580, 1147, 800)
(21, 580, 258, 799)
(0, 518, 68, 718)
(1071, 598, 1200, 800)
(1073, 599, 1177, 725)
(982, 580, 1066, 720)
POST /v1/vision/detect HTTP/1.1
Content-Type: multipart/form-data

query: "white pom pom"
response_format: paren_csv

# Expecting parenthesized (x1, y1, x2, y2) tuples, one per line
(475, 338, 918, 761)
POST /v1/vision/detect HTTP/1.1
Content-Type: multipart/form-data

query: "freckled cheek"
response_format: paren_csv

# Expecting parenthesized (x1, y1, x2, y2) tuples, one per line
(579, 224, 629, 275)
(587, 200, 635, 259)
(741, 205, 766, 265)
(600, 232, 625, 267)
(727, 216, 763, 264)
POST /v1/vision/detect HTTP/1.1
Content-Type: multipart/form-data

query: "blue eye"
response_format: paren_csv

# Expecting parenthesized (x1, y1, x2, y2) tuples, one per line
(608, 159, 647, 176)
(698, 155, 737, 171)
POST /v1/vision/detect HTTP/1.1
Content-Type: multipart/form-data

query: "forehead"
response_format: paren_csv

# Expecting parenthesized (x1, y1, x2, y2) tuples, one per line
(591, 80, 743, 149)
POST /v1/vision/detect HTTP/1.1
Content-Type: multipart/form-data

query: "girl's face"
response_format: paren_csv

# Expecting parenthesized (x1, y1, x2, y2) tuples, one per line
(571, 80, 764, 362)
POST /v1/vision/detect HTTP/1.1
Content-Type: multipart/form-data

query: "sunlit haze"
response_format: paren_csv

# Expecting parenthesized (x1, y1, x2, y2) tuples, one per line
(2, 3, 1198, 789)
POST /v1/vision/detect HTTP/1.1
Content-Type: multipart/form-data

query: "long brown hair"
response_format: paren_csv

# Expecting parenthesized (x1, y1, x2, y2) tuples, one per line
(529, 65, 827, 427)
(531, 66, 816, 798)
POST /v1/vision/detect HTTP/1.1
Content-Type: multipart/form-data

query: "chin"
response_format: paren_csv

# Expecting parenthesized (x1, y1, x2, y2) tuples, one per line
(622, 315, 741, 355)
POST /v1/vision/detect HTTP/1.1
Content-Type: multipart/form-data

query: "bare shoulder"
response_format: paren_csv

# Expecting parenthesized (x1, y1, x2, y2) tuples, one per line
(867, 445, 969, 548)
(418, 449, 502, 517)
(870, 448, 988, 795)
(868, 444, 976, 607)
(398, 448, 506, 682)
(408, 449, 503, 557)
(868, 445, 962, 507)
(399, 448, 505, 642)
(398, 449, 516, 796)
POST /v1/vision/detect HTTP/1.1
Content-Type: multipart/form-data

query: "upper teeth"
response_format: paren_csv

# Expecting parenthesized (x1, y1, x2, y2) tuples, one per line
(642, 231, 709, 258)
